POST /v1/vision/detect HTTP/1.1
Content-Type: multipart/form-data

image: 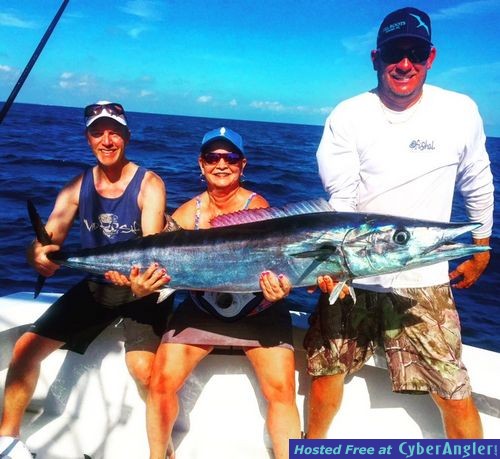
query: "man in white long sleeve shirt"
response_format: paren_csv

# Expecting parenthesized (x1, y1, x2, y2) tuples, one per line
(304, 6, 494, 439)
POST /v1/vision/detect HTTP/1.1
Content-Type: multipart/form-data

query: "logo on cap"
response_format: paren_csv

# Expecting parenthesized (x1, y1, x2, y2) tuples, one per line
(410, 13, 430, 36)
(383, 21, 406, 34)
(377, 7, 432, 47)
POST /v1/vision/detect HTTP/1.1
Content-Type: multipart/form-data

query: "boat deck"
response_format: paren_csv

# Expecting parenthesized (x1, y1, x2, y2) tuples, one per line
(0, 292, 498, 458)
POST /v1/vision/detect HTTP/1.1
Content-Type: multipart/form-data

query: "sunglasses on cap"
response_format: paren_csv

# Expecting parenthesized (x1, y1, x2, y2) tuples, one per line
(84, 103, 125, 118)
(378, 45, 431, 64)
(201, 151, 244, 165)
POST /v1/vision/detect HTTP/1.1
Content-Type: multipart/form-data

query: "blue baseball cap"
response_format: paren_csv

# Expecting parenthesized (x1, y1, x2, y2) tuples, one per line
(200, 127, 245, 155)
(377, 7, 432, 47)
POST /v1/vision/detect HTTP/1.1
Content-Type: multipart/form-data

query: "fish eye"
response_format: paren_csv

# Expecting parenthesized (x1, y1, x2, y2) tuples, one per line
(393, 229, 410, 245)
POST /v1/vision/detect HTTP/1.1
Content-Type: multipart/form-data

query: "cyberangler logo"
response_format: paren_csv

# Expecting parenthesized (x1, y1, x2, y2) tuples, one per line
(409, 139, 435, 151)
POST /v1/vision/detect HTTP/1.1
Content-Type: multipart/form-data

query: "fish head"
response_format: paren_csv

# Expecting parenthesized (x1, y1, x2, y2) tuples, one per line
(341, 216, 490, 277)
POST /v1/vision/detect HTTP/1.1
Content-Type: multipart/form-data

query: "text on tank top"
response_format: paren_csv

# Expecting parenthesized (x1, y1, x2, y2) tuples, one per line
(79, 166, 147, 249)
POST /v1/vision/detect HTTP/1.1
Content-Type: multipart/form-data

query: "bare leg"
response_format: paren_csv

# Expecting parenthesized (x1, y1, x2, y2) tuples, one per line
(0, 332, 63, 437)
(306, 373, 345, 439)
(146, 343, 212, 459)
(431, 393, 483, 438)
(125, 350, 156, 401)
(244, 346, 301, 459)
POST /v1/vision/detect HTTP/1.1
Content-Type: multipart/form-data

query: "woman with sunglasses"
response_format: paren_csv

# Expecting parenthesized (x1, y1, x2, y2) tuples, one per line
(109, 127, 301, 459)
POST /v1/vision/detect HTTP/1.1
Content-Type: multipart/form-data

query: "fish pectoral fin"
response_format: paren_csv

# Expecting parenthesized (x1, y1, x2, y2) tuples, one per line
(290, 246, 337, 261)
(328, 279, 353, 305)
(348, 284, 356, 304)
(156, 287, 176, 304)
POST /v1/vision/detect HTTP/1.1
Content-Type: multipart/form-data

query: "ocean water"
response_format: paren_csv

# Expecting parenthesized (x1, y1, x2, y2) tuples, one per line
(0, 103, 498, 352)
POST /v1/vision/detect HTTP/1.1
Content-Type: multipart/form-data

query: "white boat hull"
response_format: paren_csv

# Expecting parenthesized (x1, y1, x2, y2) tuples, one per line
(0, 292, 498, 458)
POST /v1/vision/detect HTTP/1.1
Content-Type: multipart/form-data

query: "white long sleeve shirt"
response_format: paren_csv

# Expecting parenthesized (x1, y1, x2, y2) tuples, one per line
(317, 84, 494, 290)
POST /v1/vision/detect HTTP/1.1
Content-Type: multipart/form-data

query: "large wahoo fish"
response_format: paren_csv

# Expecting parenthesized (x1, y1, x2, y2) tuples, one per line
(29, 199, 488, 305)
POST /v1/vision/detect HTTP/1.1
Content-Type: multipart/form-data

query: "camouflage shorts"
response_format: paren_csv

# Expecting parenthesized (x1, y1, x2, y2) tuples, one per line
(303, 284, 471, 399)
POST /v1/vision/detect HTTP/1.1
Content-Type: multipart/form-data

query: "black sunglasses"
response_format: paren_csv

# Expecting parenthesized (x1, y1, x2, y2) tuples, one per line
(84, 103, 125, 118)
(378, 45, 431, 64)
(201, 151, 244, 165)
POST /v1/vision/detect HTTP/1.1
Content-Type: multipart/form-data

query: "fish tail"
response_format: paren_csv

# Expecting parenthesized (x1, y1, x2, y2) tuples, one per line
(27, 199, 53, 245)
(34, 275, 46, 299)
(27, 199, 53, 298)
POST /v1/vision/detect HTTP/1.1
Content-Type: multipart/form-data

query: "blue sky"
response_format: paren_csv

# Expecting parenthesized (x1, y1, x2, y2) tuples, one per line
(1, 0, 499, 135)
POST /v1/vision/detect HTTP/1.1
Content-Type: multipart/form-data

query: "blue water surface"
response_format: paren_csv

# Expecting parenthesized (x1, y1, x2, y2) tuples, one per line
(0, 103, 498, 351)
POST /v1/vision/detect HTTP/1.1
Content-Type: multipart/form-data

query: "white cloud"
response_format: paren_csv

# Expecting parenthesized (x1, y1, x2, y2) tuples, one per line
(318, 106, 333, 115)
(120, 0, 163, 21)
(139, 89, 154, 97)
(432, 0, 498, 20)
(250, 100, 334, 116)
(115, 86, 132, 97)
(229, 98, 237, 107)
(0, 64, 17, 81)
(250, 100, 285, 112)
(126, 26, 149, 39)
(58, 72, 90, 89)
(433, 61, 500, 94)
(0, 13, 35, 29)
(342, 28, 377, 53)
(197, 95, 213, 104)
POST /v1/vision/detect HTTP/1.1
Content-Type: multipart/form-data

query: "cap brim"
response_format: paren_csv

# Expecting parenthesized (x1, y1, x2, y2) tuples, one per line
(378, 34, 433, 47)
(201, 137, 243, 155)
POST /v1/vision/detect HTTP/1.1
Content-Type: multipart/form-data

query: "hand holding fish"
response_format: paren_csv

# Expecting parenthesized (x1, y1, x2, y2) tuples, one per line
(27, 239, 60, 277)
(316, 275, 351, 300)
(106, 265, 291, 302)
(449, 238, 490, 289)
(259, 271, 291, 302)
(104, 263, 171, 298)
(129, 263, 171, 298)
(104, 270, 130, 286)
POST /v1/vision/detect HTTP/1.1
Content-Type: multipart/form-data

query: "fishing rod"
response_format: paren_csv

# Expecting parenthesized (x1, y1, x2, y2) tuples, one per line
(0, 0, 70, 124)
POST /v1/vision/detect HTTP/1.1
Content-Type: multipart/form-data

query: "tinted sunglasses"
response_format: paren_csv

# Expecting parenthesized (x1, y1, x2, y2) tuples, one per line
(201, 151, 244, 164)
(378, 45, 431, 64)
(84, 103, 125, 118)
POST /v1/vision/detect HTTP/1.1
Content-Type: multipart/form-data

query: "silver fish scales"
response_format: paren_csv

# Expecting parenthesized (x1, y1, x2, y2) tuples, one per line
(35, 199, 488, 295)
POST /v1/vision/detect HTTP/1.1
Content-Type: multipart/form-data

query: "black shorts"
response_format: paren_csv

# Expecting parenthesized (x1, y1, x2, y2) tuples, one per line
(30, 279, 173, 354)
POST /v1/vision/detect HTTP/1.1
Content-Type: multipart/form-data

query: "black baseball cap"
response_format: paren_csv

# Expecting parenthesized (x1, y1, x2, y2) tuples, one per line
(377, 7, 432, 48)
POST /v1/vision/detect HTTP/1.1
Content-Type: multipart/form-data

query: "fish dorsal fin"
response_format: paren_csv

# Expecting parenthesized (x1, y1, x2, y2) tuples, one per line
(210, 198, 333, 228)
